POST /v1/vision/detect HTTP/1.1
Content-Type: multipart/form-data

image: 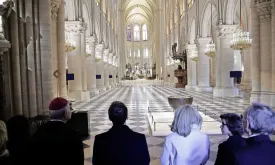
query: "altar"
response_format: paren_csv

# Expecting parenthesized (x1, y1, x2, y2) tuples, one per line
(146, 95, 221, 136)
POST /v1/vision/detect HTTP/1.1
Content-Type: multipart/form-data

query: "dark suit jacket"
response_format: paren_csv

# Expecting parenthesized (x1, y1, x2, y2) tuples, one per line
(92, 125, 150, 165)
(234, 135, 275, 165)
(29, 121, 84, 165)
(214, 134, 246, 165)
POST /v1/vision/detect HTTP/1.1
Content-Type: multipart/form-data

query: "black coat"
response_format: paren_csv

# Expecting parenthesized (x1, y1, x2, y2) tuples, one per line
(92, 125, 150, 165)
(214, 134, 247, 165)
(29, 121, 84, 165)
(234, 135, 275, 165)
(0, 155, 11, 165)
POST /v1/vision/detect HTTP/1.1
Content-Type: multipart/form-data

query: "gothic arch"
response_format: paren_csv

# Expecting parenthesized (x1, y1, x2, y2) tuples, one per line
(200, 1, 218, 38)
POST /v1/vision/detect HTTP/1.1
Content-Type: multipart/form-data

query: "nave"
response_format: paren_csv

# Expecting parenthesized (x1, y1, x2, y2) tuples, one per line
(73, 85, 274, 165)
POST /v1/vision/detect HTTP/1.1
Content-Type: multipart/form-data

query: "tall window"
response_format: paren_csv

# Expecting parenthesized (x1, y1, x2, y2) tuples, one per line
(134, 24, 140, 41)
(127, 25, 131, 41)
(128, 49, 132, 58)
(138, 49, 140, 57)
(142, 24, 148, 41)
(144, 48, 148, 58)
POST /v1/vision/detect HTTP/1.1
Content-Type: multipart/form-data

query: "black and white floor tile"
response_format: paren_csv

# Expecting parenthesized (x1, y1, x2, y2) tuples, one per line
(71, 84, 263, 165)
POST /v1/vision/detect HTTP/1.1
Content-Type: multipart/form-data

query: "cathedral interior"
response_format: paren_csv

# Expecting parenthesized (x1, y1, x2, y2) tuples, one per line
(0, 0, 275, 164)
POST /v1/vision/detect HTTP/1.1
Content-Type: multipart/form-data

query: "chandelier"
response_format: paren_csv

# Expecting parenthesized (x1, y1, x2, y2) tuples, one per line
(205, 40, 216, 58)
(65, 32, 76, 53)
(204, 4, 216, 58)
(86, 46, 92, 57)
(230, 0, 252, 51)
(190, 50, 198, 62)
(230, 31, 252, 50)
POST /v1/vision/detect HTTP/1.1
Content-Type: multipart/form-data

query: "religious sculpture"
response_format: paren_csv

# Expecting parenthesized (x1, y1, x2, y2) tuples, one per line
(172, 43, 177, 54)
(174, 65, 187, 88)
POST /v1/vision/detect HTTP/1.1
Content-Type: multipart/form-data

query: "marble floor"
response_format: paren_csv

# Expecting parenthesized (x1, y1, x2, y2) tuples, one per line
(72, 84, 252, 165)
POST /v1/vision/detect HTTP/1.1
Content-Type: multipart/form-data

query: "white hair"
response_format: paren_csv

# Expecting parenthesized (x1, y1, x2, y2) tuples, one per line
(0, 120, 8, 150)
(245, 102, 275, 135)
(171, 105, 202, 137)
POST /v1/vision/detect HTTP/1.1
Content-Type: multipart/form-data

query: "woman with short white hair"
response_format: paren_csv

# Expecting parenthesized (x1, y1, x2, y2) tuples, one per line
(161, 105, 210, 165)
(234, 103, 275, 165)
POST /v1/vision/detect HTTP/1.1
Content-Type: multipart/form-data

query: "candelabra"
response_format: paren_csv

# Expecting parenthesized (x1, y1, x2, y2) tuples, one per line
(205, 40, 216, 58)
(65, 33, 76, 53)
(190, 50, 198, 62)
(230, 31, 252, 50)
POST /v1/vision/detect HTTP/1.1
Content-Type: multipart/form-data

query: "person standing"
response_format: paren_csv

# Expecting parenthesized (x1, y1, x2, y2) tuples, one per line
(92, 101, 150, 165)
(215, 113, 246, 165)
(29, 97, 84, 165)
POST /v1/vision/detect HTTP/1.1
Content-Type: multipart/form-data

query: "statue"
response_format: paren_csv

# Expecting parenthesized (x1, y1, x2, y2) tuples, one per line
(177, 65, 182, 70)
(172, 43, 177, 54)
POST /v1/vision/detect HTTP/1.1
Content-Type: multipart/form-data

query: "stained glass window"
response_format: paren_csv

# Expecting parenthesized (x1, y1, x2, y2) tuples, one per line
(127, 25, 131, 41)
(134, 24, 140, 41)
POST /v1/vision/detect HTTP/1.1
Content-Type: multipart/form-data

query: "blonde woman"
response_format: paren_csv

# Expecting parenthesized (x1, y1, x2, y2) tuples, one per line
(0, 120, 10, 164)
(161, 105, 210, 165)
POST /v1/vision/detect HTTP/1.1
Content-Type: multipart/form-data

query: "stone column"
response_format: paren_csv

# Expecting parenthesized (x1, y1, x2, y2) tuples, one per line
(56, 0, 67, 98)
(0, 38, 11, 120)
(254, 2, 272, 105)
(250, 2, 261, 103)
(271, 1, 275, 106)
(86, 36, 99, 95)
(39, 0, 54, 111)
(195, 38, 212, 92)
(65, 21, 89, 100)
(109, 53, 114, 87)
(96, 43, 105, 91)
(213, 25, 239, 97)
(103, 49, 110, 89)
(186, 44, 197, 90)
(51, 1, 59, 97)
(242, 49, 251, 91)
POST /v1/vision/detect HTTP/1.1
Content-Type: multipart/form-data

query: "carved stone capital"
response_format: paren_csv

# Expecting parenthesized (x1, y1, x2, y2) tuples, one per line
(51, 1, 59, 20)
(95, 43, 105, 52)
(256, 1, 272, 23)
(65, 21, 87, 35)
(86, 36, 97, 46)
(217, 25, 240, 38)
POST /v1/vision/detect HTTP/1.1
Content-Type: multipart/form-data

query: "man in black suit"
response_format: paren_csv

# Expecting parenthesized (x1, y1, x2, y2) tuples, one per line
(234, 103, 275, 165)
(92, 101, 150, 165)
(215, 113, 246, 165)
(29, 97, 84, 165)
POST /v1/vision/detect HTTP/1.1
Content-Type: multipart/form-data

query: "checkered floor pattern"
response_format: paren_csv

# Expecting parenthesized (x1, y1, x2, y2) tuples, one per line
(73, 84, 252, 165)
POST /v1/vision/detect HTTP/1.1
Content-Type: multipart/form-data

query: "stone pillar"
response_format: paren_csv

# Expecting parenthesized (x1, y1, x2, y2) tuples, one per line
(9, 10, 23, 114)
(242, 49, 252, 91)
(186, 44, 197, 90)
(86, 36, 99, 95)
(103, 49, 110, 89)
(250, 2, 261, 103)
(96, 43, 105, 91)
(65, 21, 89, 100)
(271, 1, 275, 106)
(39, 0, 54, 111)
(56, 1, 67, 98)
(213, 25, 239, 97)
(195, 38, 212, 92)
(51, 1, 59, 97)
(0, 38, 11, 120)
(109, 53, 114, 87)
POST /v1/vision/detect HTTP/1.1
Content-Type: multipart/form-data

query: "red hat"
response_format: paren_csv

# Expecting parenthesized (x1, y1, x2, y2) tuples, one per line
(49, 97, 69, 111)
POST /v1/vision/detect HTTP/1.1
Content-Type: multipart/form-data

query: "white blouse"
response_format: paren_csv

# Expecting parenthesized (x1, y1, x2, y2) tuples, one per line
(160, 130, 210, 165)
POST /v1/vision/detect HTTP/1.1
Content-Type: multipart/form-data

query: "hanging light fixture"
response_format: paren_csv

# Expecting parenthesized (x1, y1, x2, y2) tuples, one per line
(86, 46, 92, 57)
(205, 4, 216, 58)
(65, 32, 76, 53)
(230, 0, 252, 51)
(190, 49, 199, 61)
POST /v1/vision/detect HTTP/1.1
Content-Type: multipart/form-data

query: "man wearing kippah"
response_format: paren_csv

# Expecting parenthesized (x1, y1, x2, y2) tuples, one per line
(29, 97, 84, 165)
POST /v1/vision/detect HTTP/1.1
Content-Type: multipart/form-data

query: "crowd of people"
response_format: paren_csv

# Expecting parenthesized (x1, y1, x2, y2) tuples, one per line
(0, 97, 275, 165)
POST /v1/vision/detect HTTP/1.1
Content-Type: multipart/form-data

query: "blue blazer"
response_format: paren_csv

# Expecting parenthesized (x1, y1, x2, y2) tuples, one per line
(92, 125, 150, 165)
(234, 135, 275, 165)
(215, 134, 247, 165)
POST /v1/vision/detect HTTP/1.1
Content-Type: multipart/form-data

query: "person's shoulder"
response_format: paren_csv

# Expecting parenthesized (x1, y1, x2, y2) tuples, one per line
(165, 132, 179, 140)
(129, 130, 146, 139)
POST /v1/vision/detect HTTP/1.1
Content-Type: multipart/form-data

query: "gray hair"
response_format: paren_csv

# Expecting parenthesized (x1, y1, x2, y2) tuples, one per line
(171, 105, 202, 137)
(0, 120, 8, 150)
(245, 102, 275, 135)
